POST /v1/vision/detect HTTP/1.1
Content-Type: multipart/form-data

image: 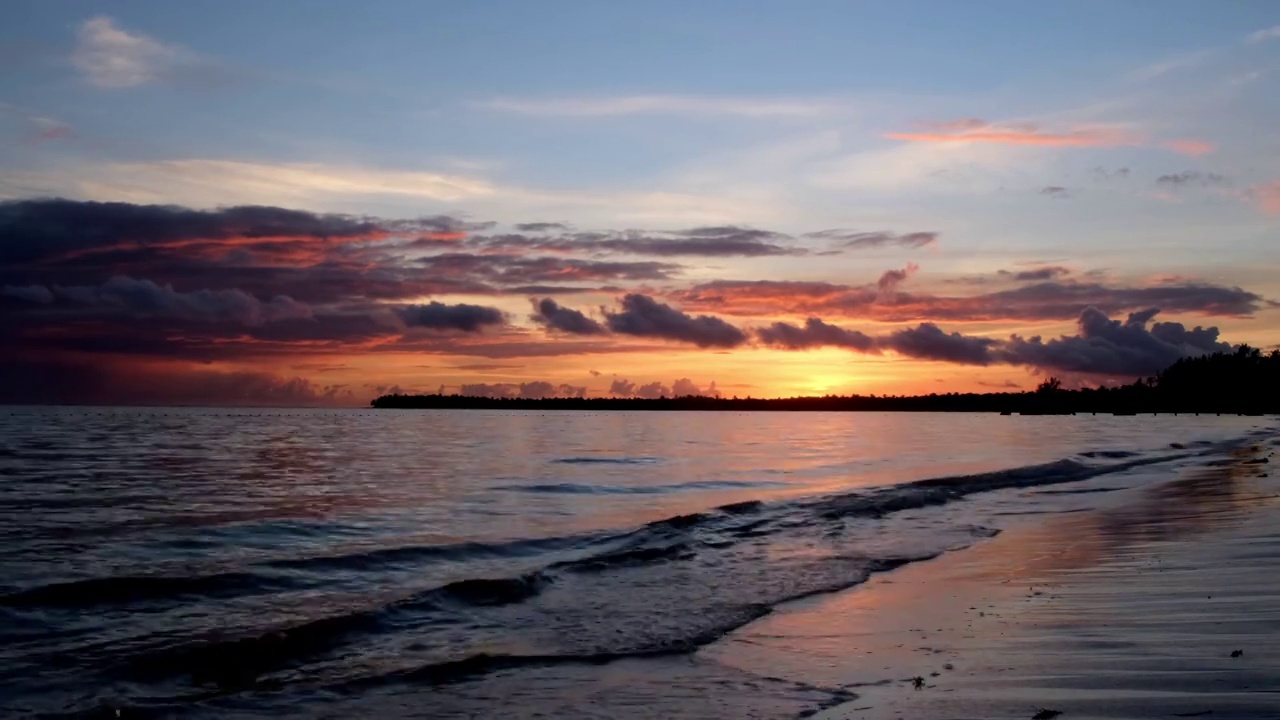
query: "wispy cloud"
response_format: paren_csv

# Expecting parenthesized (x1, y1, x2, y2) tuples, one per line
(72, 16, 229, 89)
(886, 118, 1212, 156)
(886, 118, 1143, 148)
(482, 95, 841, 118)
(1246, 26, 1280, 44)
(1123, 50, 1212, 82)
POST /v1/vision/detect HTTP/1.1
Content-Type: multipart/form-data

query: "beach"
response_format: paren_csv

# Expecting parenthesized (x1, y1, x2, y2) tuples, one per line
(705, 435, 1280, 720)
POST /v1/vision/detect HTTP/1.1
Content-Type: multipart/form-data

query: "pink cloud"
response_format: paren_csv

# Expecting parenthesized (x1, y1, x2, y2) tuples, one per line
(1249, 180, 1280, 213)
(886, 119, 1143, 148)
(1163, 138, 1214, 156)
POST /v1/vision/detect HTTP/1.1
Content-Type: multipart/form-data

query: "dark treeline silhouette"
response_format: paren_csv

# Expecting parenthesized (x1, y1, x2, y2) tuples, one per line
(371, 346, 1280, 414)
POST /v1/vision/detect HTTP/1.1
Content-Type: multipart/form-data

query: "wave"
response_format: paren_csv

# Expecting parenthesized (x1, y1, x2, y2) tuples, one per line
(552, 456, 660, 465)
(59, 432, 1272, 696)
(0, 571, 295, 609)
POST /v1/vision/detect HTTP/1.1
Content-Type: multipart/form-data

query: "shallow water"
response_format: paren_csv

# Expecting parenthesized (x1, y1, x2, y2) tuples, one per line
(0, 408, 1272, 718)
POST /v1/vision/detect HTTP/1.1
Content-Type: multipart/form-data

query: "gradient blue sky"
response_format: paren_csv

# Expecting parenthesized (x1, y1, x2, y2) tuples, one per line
(1, 2, 1278, 403)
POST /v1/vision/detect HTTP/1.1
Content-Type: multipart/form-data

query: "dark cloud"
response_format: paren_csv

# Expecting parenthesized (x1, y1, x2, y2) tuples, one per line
(876, 262, 919, 293)
(604, 294, 749, 348)
(672, 378, 720, 397)
(530, 297, 608, 335)
(472, 226, 801, 257)
(1040, 186, 1072, 199)
(1156, 171, 1229, 188)
(802, 229, 939, 250)
(513, 222, 572, 233)
(0, 199, 386, 264)
(998, 266, 1072, 282)
(609, 378, 636, 396)
(396, 301, 505, 332)
(418, 253, 679, 283)
(2, 284, 54, 303)
(883, 323, 1000, 365)
(1000, 307, 1231, 377)
(9, 276, 313, 325)
(675, 277, 1269, 321)
(756, 317, 878, 352)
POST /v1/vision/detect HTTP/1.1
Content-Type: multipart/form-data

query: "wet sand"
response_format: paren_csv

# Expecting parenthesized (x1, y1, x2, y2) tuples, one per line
(703, 438, 1280, 719)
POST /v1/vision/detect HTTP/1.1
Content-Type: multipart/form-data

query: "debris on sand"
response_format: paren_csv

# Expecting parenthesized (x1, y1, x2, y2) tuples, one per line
(1031, 709, 1063, 720)
(911, 676, 925, 689)
(1230, 649, 1243, 658)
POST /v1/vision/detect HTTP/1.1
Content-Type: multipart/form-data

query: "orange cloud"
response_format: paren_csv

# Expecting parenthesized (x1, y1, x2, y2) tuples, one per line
(886, 119, 1213, 156)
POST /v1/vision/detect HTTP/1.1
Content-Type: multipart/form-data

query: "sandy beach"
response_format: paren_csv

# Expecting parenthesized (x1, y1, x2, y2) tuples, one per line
(703, 435, 1280, 720)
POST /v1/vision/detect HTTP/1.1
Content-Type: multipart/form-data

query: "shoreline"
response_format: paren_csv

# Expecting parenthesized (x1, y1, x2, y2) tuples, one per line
(701, 434, 1280, 719)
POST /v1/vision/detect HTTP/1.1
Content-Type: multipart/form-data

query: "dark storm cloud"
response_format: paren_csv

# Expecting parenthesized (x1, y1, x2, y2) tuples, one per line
(604, 294, 749, 348)
(756, 317, 878, 352)
(395, 301, 505, 332)
(1156, 171, 1229, 188)
(801, 229, 939, 250)
(529, 297, 608, 335)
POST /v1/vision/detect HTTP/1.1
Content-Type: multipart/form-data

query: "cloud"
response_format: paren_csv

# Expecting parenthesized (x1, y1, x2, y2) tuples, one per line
(482, 95, 838, 118)
(472, 226, 802, 257)
(883, 323, 1000, 364)
(71, 16, 228, 89)
(396, 301, 505, 332)
(28, 117, 75, 145)
(886, 119, 1211, 156)
(514, 222, 571, 232)
(1246, 180, 1280, 213)
(530, 297, 608, 335)
(0, 199, 388, 264)
(604, 294, 748, 348)
(876, 262, 919, 293)
(999, 266, 1072, 282)
(1247, 26, 1280, 43)
(1162, 139, 1214, 156)
(1001, 307, 1231, 377)
(801, 229, 938, 250)
(609, 378, 636, 396)
(9, 275, 312, 324)
(2, 284, 55, 304)
(419, 253, 680, 283)
(674, 276, 1268, 322)
(886, 119, 1143, 148)
(1156, 171, 1229, 188)
(757, 308, 1237, 378)
(1040, 186, 1072, 199)
(755, 317, 878, 352)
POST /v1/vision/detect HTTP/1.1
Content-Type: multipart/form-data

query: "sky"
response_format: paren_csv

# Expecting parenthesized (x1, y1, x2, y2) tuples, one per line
(1, 1, 1278, 406)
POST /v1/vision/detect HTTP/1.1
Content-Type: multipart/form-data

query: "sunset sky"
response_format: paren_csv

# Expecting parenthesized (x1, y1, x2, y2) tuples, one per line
(2, 1, 1278, 406)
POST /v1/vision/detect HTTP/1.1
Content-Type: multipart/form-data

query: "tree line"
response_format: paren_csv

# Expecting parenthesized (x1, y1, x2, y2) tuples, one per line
(371, 346, 1280, 414)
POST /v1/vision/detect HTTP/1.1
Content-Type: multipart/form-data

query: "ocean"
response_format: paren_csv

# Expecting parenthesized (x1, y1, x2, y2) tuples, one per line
(1, 408, 1274, 719)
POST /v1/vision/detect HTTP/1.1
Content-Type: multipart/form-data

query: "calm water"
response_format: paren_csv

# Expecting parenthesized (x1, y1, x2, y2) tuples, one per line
(0, 408, 1273, 718)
